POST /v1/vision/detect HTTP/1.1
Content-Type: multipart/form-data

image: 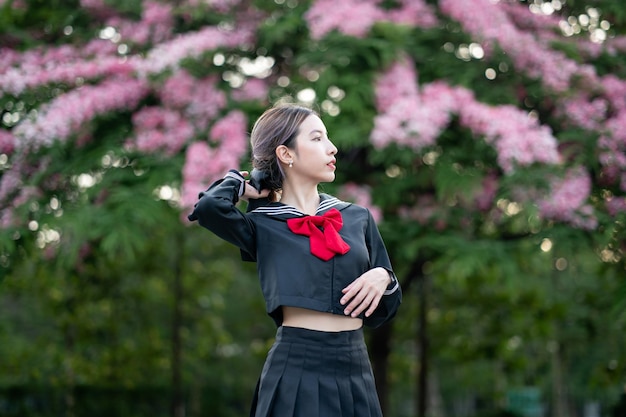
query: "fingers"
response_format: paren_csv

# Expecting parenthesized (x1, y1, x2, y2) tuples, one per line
(247, 182, 270, 197)
(242, 182, 270, 200)
(340, 278, 383, 318)
(239, 170, 271, 200)
(365, 293, 383, 317)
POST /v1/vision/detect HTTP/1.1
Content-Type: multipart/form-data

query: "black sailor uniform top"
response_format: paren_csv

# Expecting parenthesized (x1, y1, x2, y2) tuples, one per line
(188, 171, 402, 328)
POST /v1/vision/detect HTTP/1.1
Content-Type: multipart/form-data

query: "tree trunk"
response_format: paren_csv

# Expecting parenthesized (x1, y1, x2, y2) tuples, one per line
(63, 320, 76, 417)
(428, 369, 446, 417)
(551, 340, 568, 417)
(417, 273, 429, 417)
(171, 234, 185, 417)
(370, 258, 424, 416)
(551, 273, 569, 417)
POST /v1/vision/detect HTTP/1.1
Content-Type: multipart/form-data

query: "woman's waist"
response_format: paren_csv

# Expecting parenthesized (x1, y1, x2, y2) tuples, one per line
(281, 306, 362, 332)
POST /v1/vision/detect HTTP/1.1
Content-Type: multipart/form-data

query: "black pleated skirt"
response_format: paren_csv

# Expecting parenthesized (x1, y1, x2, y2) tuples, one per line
(250, 326, 383, 417)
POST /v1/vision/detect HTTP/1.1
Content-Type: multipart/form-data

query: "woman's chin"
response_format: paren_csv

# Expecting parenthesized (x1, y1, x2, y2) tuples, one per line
(321, 173, 336, 183)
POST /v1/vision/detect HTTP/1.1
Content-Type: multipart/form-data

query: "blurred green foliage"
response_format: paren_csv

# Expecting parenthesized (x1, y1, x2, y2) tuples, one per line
(0, 0, 625, 417)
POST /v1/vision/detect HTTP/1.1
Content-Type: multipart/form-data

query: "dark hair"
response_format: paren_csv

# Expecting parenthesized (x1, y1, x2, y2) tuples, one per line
(250, 102, 317, 191)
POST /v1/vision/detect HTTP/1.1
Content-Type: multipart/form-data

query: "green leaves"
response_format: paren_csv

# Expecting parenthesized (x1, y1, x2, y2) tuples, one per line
(1, 0, 625, 414)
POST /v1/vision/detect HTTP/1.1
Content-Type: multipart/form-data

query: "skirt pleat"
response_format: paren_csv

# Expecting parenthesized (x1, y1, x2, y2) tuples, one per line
(336, 350, 355, 415)
(250, 326, 383, 417)
(318, 364, 341, 416)
(350, 347, 372, 417)
(253, 341, 290, 415)
(298, 355, 319, 417)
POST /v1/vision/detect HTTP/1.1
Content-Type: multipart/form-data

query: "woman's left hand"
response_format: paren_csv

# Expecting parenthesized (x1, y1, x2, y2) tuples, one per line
(238, 171, 271, 201)
(340, 267, 391, 318)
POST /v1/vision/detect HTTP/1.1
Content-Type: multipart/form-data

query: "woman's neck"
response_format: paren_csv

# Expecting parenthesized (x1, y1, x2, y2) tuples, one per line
(280, 182, 320, 215)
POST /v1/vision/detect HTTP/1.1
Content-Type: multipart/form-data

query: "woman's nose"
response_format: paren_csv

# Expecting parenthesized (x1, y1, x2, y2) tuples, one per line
(328, 139, 338, 155)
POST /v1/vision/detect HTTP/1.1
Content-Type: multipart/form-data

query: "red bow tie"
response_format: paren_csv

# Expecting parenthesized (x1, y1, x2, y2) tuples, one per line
(286, 208, 351, 261)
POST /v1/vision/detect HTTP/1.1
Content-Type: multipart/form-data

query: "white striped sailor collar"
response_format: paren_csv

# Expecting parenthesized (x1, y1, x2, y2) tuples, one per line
(250, 193, 351, 219)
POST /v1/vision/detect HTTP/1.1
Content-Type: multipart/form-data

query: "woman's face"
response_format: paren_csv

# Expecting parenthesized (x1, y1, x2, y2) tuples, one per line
(289, 114, 338, 185)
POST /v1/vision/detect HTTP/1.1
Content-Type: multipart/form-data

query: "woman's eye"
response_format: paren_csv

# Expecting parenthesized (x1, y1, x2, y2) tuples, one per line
(313, 137, 322, 141)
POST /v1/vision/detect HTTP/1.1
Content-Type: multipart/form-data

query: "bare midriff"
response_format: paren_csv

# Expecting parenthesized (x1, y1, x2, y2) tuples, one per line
(282, 306, 362, 332)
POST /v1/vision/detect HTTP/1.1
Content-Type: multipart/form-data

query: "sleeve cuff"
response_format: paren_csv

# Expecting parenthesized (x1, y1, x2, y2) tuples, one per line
(384, 271, 399, 296)
(224, 170, 245, 197)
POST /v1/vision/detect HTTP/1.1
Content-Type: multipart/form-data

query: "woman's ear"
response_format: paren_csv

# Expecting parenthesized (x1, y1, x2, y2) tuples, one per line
(275, 145, 293, 166)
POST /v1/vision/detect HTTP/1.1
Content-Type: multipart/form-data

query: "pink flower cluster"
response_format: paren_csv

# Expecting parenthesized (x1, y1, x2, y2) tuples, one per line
(503, 3, 626, 61)
(231, 78, 270, 103)
(160, 71, 227, 130)
(371, 58, 561, 173)
(209, 110, 248, 161)
(337, 182, 382, 222)
(605, 35, 626, 57)
(0, 163, 22, 205)
(397, 195, 447, 230)
(557, 95, 607, 131)
(106, 1, 174, 45)
(566, 75, 626, 192)
(127, 70, 230, 155)
(0, 155, 45, 219)
(305, 0, 437, 40)
(598, 113, 626, 192)
(549, 67, 626, 197)
(140, 1, 174, 39)
(0, 55, 134, 97)
(133, 25, 256, 75)
(606, 196, 626, 217)
(181, 0, 243, 13)
(181, 142, 215, 211)
(305, 0, 384, 40)
(131, 107, 194, 155)
(1, 0, 252, 98)
(537, 167, 597, 229)
(160, 70, 202, 109)
(500, 1, 561, 33)
(385, 0, 438, 28)
(474, 172, 499, 212)
(0, 130, 15, 154)
(439, 0, 596, 92)
(459, 103, 561, 173)
(80, 0, 106, 8)
(80, 0, 118, 19)
(369, 56, 604, 224)
(181, 110, 249, 209)
(0, 184, 41, 228)
(13, 77, 149, 150)
(0, 48, 21, 74)
(0, 37, 123, 98)
(0, 0, 24, 7)
(0, 209, 14, 229)
(399, 172, 499, 225)
(1, 0, 266, 225)
(371, 59, 458, 151)
(601, 75, 626, 112)
(147, 69, 267, 210)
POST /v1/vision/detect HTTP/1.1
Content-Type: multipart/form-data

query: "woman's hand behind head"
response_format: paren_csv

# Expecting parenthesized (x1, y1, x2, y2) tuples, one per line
(239, 171, 271, 200)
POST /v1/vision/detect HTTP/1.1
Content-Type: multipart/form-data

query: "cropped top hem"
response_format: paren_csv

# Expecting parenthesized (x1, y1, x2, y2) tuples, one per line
(268, 296, 395, 328)
(268, 297, 331, 325)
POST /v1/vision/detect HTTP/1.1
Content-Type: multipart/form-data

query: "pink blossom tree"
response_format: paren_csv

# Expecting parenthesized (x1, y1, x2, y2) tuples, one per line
(1, 0, 625, 415)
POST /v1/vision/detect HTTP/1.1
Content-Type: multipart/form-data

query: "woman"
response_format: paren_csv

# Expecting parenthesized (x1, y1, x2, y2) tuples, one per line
(188, 102, 402, 417)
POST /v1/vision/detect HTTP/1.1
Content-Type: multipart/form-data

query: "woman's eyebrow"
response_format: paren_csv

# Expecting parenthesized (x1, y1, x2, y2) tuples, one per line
(309, 129, 327, 136)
